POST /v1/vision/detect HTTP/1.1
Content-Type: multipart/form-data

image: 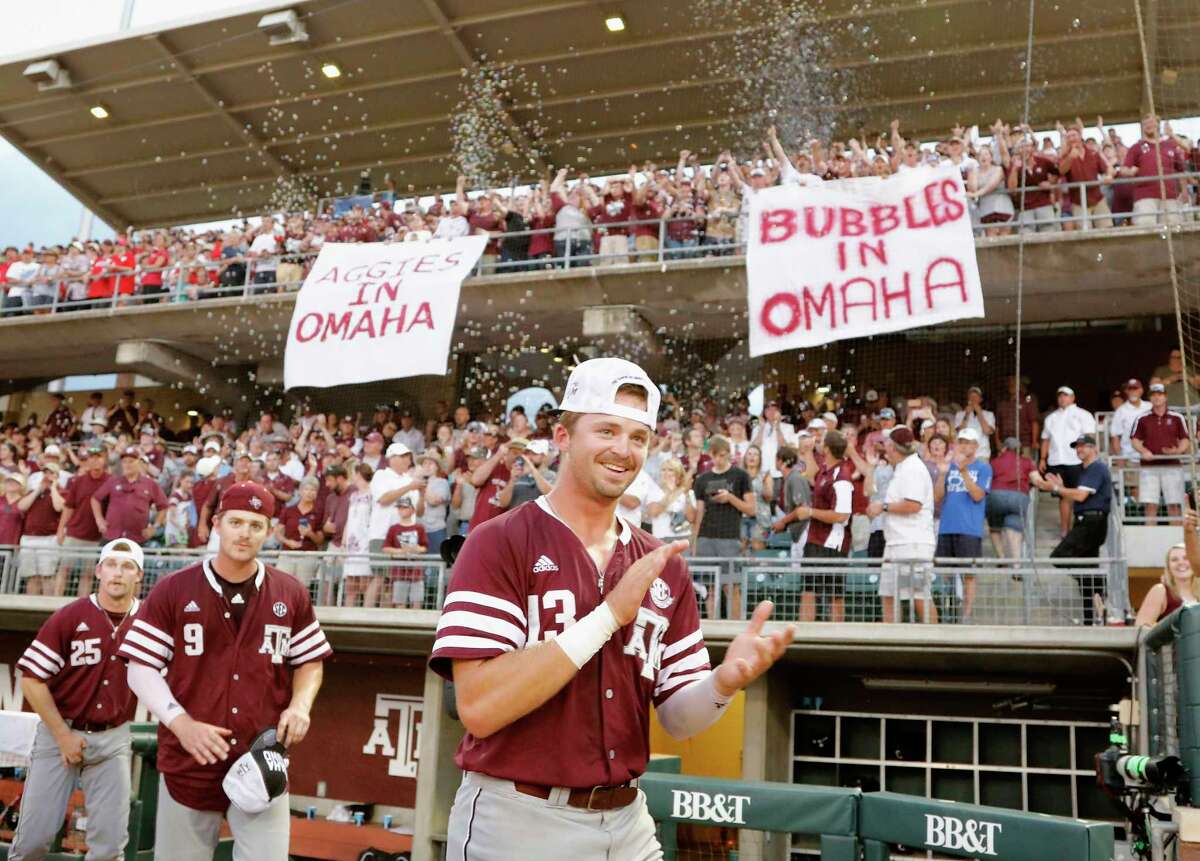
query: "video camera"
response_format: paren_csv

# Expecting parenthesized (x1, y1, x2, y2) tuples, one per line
(1095, 712, 1187, 859)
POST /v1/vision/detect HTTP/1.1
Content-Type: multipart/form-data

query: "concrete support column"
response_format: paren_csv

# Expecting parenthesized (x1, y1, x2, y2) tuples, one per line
(411, 670, 465, 861)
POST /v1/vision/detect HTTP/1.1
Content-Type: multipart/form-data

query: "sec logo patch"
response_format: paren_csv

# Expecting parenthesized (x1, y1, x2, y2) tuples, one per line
(649, 578, 673, 609)
(272, 601, 288, 618)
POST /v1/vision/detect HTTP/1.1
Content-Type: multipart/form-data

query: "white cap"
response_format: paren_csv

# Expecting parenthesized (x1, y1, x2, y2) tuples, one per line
(956, 427, 980, 442)
(1057, 386, 1074, 396)
(386, 442, 411, 458)
(557, 357, 660, 429)
(806, 419, 826, 430)
(204, 440, 222, 452)
(527, 438, 550, 456)
(196, 455, 221, 478)
(822, 412, 838, 423)
(99, 538, 143, 570)
(43, 444, 62, 457)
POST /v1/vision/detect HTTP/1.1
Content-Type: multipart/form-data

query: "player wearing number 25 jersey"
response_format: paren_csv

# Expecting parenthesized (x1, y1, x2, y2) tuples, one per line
(12, 539, 145, 861)
(433, 358, 794, 861)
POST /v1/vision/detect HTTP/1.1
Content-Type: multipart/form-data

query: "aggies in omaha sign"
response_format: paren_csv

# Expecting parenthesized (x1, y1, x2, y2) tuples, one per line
(745, 164, 984, 356)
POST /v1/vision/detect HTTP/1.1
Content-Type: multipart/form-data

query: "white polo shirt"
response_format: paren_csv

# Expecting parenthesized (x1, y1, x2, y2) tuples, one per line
(883, 453, 934, 547)
(1109, 399, 1151, 459)
(618, 469, 664, 526)
(1042, 404, 1097, 466)
(368, 467, 419, 541)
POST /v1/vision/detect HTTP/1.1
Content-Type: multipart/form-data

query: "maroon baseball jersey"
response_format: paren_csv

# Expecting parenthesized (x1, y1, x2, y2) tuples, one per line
(117, 559, 332, 811)
(17, 595, 141, 725)
(63, 470, 109, 541)
(805, 460, 855, 554)
(93, 475, 168, 542)
(430, 497, 709, 788)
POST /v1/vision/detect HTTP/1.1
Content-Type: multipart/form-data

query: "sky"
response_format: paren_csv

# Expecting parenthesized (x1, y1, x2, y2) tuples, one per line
(4, 2, 1200, 248)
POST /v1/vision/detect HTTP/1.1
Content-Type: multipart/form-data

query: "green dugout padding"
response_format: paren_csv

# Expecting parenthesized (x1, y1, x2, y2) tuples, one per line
(859, 792, 1115, 861)
(641, 773, 1115, 861)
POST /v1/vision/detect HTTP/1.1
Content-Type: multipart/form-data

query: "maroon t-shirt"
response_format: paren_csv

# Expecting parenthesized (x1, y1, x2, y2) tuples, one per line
(385, 522, 428, 581)
(93, 475, 169, 541)
(279, 502, 324, 551)
(1124, 138, 1188, 201)
(0, 496, 23, 545)
(631, 199, 663, 238)
(64, 470, 109, 541)
(468, 211, 503, 255)
(468, 461, 511, 531)
(118, 559, 332, 811)
(18, 595, 141, 725)
(990, 450, 1036, 493)
(430, 497, 709, 787)
(1060, 148, 1108, 206)
(23, 484, 59, 537)
(589, 194, 633, 236)
(806, 460, 855, 554)
(1012, 155, 1059, 210)
(528, 213, 555, 257)
(1132, 409, 1189, 465)
(263, 471, 297, 505)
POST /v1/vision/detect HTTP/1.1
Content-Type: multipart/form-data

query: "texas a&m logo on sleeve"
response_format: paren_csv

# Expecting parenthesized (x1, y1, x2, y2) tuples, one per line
(259, 625, 292, 664)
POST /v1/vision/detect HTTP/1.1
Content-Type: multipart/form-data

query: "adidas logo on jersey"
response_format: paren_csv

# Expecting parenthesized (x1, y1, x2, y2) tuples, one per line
(532, 555, 559, 574)
(75, 622, 89, 632)
(184, 600, 200, 613)
(231, 594, 245, 605)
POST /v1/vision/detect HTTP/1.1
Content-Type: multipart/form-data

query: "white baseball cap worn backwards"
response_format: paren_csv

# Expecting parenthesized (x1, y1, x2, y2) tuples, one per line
(558, 357, 661, 429)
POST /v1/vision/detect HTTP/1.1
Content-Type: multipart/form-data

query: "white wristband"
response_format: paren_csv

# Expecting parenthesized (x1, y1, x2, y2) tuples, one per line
(554, 601, 620, 669)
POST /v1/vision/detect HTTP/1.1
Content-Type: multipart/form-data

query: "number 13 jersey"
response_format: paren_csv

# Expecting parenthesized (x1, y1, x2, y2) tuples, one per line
(430, 496, 710, 788)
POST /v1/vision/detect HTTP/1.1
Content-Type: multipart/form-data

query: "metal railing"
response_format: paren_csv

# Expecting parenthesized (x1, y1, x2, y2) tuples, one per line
(0, 545, 1121, 625)
(4, 170, 1199, 321)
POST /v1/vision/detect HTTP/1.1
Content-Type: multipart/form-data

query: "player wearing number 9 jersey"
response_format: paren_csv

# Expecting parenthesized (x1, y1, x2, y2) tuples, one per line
(118, 482, 331, 861)
(12, 539, 144, 861)
(431, 358, 795, 861)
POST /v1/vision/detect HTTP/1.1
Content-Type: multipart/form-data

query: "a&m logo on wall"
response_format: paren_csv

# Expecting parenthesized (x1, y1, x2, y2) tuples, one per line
(361, 693, 424, 778)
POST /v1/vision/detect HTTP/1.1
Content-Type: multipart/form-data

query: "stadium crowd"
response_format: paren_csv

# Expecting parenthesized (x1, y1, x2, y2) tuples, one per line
(0, 115, 1197, 310)
(0, 347, 1194, 624)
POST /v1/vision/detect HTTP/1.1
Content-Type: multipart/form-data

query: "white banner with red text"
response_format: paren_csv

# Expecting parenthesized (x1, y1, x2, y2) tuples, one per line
(746, 164, 983, 356)
(284, 238, 486, 389)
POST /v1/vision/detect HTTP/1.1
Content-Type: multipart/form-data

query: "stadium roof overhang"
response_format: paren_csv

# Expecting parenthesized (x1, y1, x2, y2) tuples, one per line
(0, 0, 1186, 229)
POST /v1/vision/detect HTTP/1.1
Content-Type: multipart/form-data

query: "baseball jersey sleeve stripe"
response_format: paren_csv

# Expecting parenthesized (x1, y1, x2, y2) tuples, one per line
(435, 611, 526, 648)
(29, 640, 64, 667)
(658, 648, 711, 682)
(16, 656, 53, 680)
(661, 629, 703, 661)
(442, 591, 526, 624)
(432, 635, 517, 654)
(292, 620, 321, 643)
(117, 642, 166, 670)
(656, 670, 711, 695)
(288, 628, 327, 656)
(289, 641, 333, 666)
(131, 619, 174, 649)
(123, 630, 174, 660)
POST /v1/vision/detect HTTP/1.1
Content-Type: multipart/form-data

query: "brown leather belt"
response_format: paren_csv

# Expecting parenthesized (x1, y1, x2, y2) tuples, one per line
(513, 781, 639, 811)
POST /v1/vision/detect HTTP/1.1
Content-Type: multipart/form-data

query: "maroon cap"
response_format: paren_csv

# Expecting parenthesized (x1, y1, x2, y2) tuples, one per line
(216, 481, 276, 519)
(889, 426, 916, 447)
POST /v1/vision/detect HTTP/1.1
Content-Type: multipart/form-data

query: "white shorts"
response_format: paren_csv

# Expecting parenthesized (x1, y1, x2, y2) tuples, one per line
(1138, 468, 1186, 506)
(18, 535, 58, 579)
(392, 578, 424, 606)
(878, 543, 934, 600)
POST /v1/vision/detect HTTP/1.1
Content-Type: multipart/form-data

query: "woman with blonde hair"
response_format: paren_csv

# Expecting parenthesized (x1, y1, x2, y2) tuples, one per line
(1135, 543, 1198, 626)
(645, 458, 695, 543)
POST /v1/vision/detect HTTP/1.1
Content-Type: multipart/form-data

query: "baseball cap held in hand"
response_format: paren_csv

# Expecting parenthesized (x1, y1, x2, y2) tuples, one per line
(557, 357, 661, 429)
(222, 728, 289, 814)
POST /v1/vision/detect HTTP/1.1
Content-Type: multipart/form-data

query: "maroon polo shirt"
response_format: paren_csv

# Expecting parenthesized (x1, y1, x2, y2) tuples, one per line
(1124, 138, 1188, 201)
(263, 471, 297, 504)
(1132, 408, 1189, 465)
(1012, 155, 1058, 210)
(322, 488, 350, 545)
(1060, 148, 1108, 206)
(93, 475, 169, 541)
(430, 498, 708, 787)
(64, 470, 109, 541)
(468, 461, 511, 532)
(18, 595, 140, 725)
(0, 496, 23, 545)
